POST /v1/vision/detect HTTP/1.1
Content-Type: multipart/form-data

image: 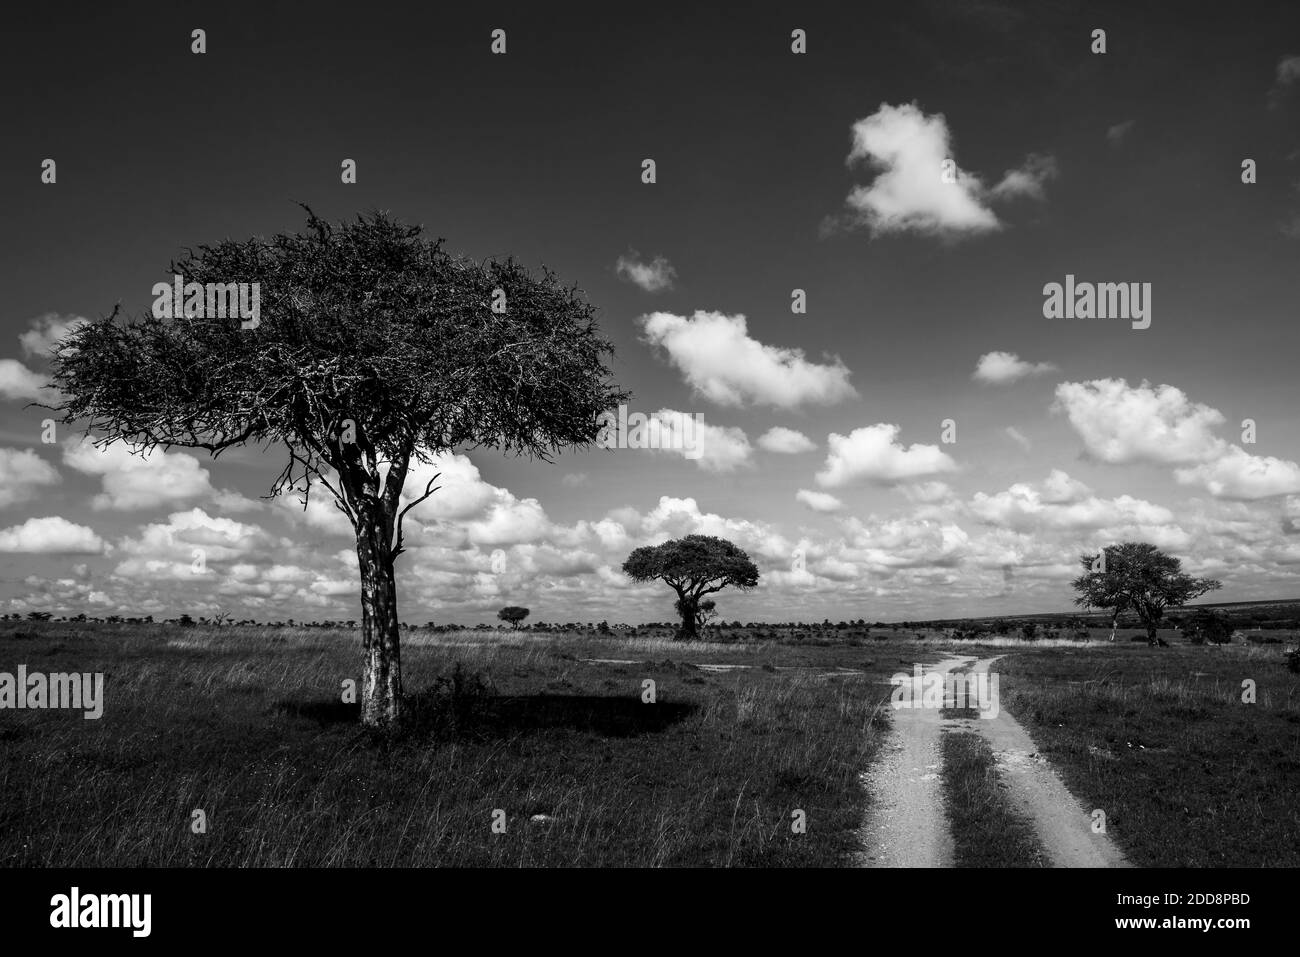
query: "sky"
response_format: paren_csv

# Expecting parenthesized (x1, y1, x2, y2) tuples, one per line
(1, 1, 1299, 625)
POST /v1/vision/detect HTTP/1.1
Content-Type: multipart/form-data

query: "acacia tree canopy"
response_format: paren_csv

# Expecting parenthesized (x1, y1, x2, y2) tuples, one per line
(48, 208, 629, 729)
(498, 606, 530, 629)
(623, 535, 759, 640)
(1071, 542, 1221, 646)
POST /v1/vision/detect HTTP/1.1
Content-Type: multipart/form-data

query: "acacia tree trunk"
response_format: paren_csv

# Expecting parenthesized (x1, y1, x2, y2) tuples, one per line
(357, 509, 402, 730)
(1109, 613, 1119, 642)
(674, 593, 698, 641)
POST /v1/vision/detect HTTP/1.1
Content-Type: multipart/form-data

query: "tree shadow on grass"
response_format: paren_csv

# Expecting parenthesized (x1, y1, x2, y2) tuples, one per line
(276, 693, 697, 741)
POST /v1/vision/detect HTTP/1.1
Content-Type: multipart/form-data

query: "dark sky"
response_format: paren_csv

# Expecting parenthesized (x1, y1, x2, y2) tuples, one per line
(1, 1, 1298, 624)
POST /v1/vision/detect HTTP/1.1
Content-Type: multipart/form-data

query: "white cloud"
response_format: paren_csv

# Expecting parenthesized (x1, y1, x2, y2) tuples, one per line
(63, 439, 216, 510)
(1039, 468, 1091, 503)
(899, 481, 954, 504)
(1278, 55, 1300, 85)
(1004, 426, 1032, 451)
(1106, 119, 1136, 145)
(973, 351, 1057, 384)
(649, 410, 753, 473)
(615, 251, 677, 292)
(0, 516, 105, 554)
(1055, 379, 1300, 501)
(795, 488, 844, 513)
(640, 310, 857, 409)
(114, 508, 275, 578)
(1175, 446, 1300, 500)
(1271, 54, 1300, 106)
(758, 427, 817, 454)
(0, 448, 60, 507)
(838, 102, 1054, 239)
(989, 153, 1058, 201)
(0, 360, 49, 401)
(967, 471, 1172, 532)
(20, 313, 88, 360)
(816, 424, 958, 488)
(1053, 379, 1227, 465)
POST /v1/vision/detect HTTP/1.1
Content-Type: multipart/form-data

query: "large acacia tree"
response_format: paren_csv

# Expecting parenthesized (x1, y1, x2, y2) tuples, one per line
(1071, 542, 1221, 646)
(49, 209, 627, 730)
(623, 535, 759, 640)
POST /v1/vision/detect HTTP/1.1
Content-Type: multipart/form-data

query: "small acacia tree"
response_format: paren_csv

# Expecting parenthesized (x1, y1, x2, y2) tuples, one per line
(50, 209, 627, 731)
(497, 606, 530, 630)
(623, 535, 759, 640)
(1072, 542, 1221, 646)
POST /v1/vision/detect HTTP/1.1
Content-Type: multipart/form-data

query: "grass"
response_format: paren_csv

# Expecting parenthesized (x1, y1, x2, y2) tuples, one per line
(0, 622, 899, 867)
(940, 730, 1047, 867)
(5, 620, 1296, 867)
(995, 639, 1300, 867)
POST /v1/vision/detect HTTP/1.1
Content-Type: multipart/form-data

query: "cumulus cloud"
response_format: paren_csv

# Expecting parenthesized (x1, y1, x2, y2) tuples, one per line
(1269, 55, 1300, 107)
(1174, 446, 1300, 500)
(837, 102, 1054, 239)
(114, 508, 277, 578)
(0, 516, 105, 554)
(648, 410, 753, 472)
(816, 424, 958, 488)
(63, 439, 217, 510)
(0, 314, 89, 403)
(20, 313, 88, 360)
(973, 351, 1058, 384)
(615, 251, 677, 292)
(0, 360, 49, 402)
(899, 481, 955, 504)
(1054, 378, 1300, 500)
(640, 310, 857, 409)
(0, 448, 60, 507)
(1053, 379, 1227, 465)
(988, 153, 1058, 201)
(758, 427, 817, 454)
(1106, 119, 1136, 146)
(967, 470, 1172, 532)
(795, 488, 844, 513)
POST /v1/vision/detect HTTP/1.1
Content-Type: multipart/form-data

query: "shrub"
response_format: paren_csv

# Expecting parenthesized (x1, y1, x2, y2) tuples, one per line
(1187, 608, 1232, 645)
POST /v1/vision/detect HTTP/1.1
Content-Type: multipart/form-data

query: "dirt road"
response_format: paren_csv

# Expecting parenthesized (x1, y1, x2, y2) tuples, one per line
(856, 655, 975, 867)
(857, 653, 1129, 868)
(964, 656, 1130, 868)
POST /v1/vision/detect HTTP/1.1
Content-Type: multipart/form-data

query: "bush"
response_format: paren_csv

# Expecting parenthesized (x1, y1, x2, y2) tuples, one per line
(1287, 647, 1300, 674)
(1187, 608, 1232, 645)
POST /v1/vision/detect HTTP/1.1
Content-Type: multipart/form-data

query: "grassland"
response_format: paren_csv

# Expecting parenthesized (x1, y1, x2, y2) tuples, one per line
(994, 640, 1300, 867)
(0, 622, 897, 867)
(1, 620, 1295, 867)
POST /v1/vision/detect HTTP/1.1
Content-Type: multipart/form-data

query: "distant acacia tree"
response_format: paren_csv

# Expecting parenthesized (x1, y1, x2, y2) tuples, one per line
(1072, 543, 1221, 646)
(497, 606, 530, 630)
(1186, 607, 1232, 645)
(623, 535, 759, 640)
(50, 209, 627, 731)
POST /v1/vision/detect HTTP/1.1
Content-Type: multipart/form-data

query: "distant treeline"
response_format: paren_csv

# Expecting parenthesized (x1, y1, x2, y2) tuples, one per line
(3, 606, 1298, 633)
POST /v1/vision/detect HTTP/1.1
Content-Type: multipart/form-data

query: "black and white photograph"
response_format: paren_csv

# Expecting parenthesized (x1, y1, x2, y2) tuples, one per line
(0, 0, 1295, 940)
